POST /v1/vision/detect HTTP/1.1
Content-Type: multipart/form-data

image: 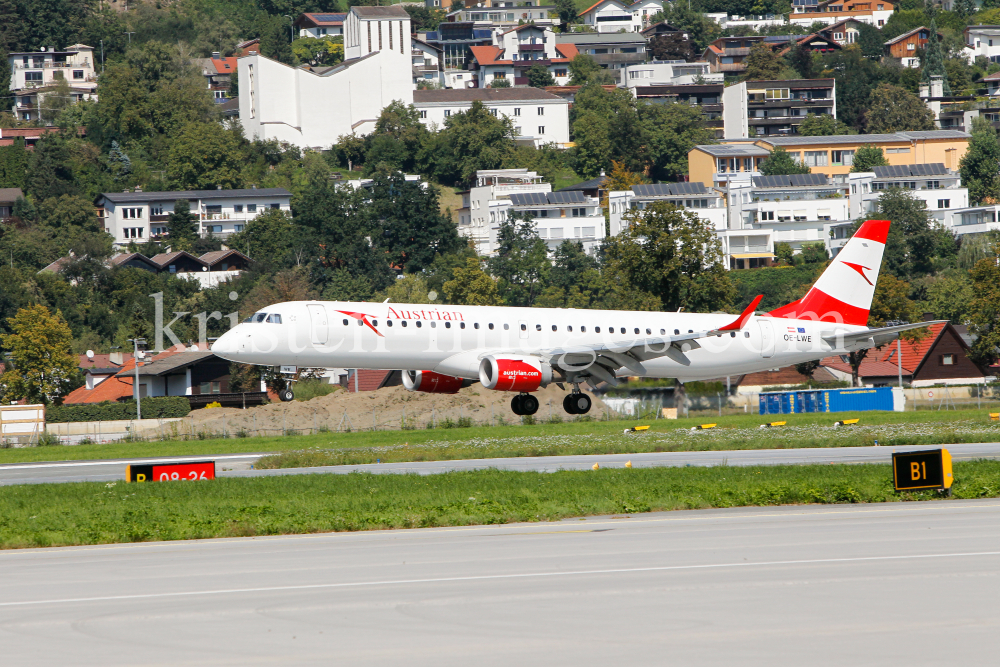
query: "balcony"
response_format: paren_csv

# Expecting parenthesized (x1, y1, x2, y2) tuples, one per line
(591, 53, 645, 65)
(715, 62, 747, 72)
(519, 43, 544, 51)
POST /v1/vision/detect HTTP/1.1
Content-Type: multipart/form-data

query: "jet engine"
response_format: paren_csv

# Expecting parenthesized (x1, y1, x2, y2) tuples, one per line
(478, 355, 552, 392)
(401, 370, 464, 394)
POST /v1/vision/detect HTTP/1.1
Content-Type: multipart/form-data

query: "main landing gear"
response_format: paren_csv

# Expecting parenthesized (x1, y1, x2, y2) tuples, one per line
(511, 393, 539, 416)
(563, 391, 592, 415)
(279, 388, 295, 402)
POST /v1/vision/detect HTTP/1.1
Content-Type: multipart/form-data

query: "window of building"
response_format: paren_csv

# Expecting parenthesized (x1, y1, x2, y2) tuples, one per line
(270, 203, 280, 209)
(489, 108, 498, 116)
(208, 225, 223, 233)
(25, 71, 42, 82)
(234, 204, 243, 213)
(937, 199, 951, 208)
(234, 224, 244, 232)
(494, 71, 506, 79)
(73, 70, 84, 80)
(885, 147, 910, 154)
(537, 107, 544, 115)
(554, 69, 567, 77)
(804, 151, 828, 167)
(514, 107, 521, 116)
(832, 150, 854, 166)
(941, 354, 955, 365)
(122, 207, 143, 219)
(538, 125, 545, 134)
(124, 227, 144, 239)
(760, 211, 774, 221)
(927, 180, 940, 189)
(419, 110, 427, 118)
(247, 204, 257, 212)
(444, 109, 451, 117)
(764, 88, 789, 100)
(206, 205, 222, 215)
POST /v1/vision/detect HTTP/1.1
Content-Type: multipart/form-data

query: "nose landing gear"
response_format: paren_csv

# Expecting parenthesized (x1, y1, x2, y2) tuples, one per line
(511, 393, 539, 416)
(563, 390, 592, 415)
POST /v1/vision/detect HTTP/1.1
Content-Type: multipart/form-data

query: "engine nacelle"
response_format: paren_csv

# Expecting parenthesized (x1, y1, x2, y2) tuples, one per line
(479, 355, 552, 392)
(402, 370, 464, 394)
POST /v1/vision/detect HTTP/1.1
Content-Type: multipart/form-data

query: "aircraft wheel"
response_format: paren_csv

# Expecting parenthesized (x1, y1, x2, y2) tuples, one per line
(511, 395, 524, 416)
(520, 394, 539, 415)
(571, 393, 592, 414)
(563, 394, 579, 415)
(279, 389, 295, 402)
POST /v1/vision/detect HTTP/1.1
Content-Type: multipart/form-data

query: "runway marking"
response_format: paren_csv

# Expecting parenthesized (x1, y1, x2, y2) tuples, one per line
(0, 454, 264, 471)
(1, 550, 998, 608)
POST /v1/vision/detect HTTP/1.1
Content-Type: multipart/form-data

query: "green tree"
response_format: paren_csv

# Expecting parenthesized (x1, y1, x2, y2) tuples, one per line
(0, 46, 11, 112)
(526, 63, 555, 88)
(226, 208, 295, 267)
(603, 202, 735, 313)
(427, 100, 518, 187)
(640, 102, 716, 181)
(486, 212, 550, 307)
(39, 77, 74, 125)
(846, 273, 921, 386)
(364, 100, 430, 175)
(862, 188, 956, 280)
(556, 0, 578, 30)
(865, 83, 936, 133)
(488, 77, 511, 88)
(0, 137, 28, 190)
(968, 242, 1000, 367)
(572, 110, 613, 178)
(797, 113, 853, 136)
(920, 20, 952, 96)
(855, 22, 885, 59)
(570, 83, 642, 175)
(568, 54, 611, 85)
(959, 117, 1000, 204)
(953, 0, 977, 16)
(774, 242, 794, 265)
(0, 304, 81, 404)
(166, 122, 246, 190)
(786, 41, 819, 79)
(107, 140, 131, 181)
(334, 133, 366, 172)
(291, 37, 344, 66)
(167, 199, 199, 250)
(850, 144, 890, 172)
(650, 32, 693, 62)
(259, 14, 295, 65)
(917, 269, 975, 324)
(443, 257, 504, 305)
(26, 132, 76, 200)
(743, 42, 783, 81)
(759, 146, 810, 176)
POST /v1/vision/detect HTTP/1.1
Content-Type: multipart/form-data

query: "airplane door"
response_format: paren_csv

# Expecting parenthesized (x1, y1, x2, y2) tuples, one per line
(758, 319, 774, 358)
(518, 320, 529, 340)
(307, 304, 328, 345)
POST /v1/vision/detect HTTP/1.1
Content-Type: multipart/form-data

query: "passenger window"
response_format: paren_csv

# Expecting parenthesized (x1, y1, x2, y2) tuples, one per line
(358, 320, 364, 326)
(568, 326, 573, 332)
(634, 328, 640, 334)
(581, 326, 586, 332)
(460, 322, 465, 329)
(646, 328, 651, 335)
(475, 323, 481, 329)
(536, 324, 542, 331)
(674, 329, 679, 335)
(504, 323, 509, 330)
(620, 328, 626, 334)
(431, 321, 436, 328)
(489, 323, 494, 330)
(402, 321, 408, 327)
(445, 322, 451, 328)
(688, 329, 693, 333)
(520, 323, 527, 331)
(730, 332, 736, 337)
(744, 331, 750, 337)
(342, 319, 349, 326)
(387, 320, 393, 327)
(372, 320, 378, 327)
(595, 327, 601, 333)
(660, 329, 665, 335)
(551, 325, 557, 331)
(416, 321, 422, 328)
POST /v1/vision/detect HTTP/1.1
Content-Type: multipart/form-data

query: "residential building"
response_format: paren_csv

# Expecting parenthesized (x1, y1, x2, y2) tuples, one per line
(964, 25, 1000, 63)
(469, 25, 577, 89)
(885, 26, 940, 68)
(412, 37, 445, 88)
(295, 12, 346, 37)
(722, 78, 836, 138)
(413, 88, 571, 147)
(608, 182, 727, 236)
(0, 188, 22, 220)
(0, 126, 67, 148)
(789, 0, 895, 28)
(687, 143, 771, 188)
(578, 0, 636, 32)
(631, 84, 725, 137)
(821, 322, 987, 387)
(418, 22, 493, 89)
(7, 44, 97, 122)
(489, 190, 606, 255)
(196, 53, 238, 103)
(818, 18, 867, 45)
(707, 13, 788, 31)
(622, 60, 722, 87)
(847, 163, 968, 223)
(556, 175, 609, 200)
(150, 250, 252, 289)
(96, 188, 292, 246)
(445, 4, 558, 29)
(557, 32, 647, 82)
(630, 0, 665, 29)
(458, 169, 551, 251)
(688, 131, 972, 186)
(919, 74, 989, 133)
(701, 35, 803, 76)
(238, 6, 413, 148)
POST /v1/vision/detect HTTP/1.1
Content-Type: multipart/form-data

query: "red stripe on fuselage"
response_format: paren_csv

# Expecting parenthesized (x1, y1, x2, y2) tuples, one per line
(768, 288, 869, 326)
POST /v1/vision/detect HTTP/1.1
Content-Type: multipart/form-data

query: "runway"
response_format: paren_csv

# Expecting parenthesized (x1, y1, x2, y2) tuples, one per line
(0, 499, 998, 665)
(1, 441, 1000, 485)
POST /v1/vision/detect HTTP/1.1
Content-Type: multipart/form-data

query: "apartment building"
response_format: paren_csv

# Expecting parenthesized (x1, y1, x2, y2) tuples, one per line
(964, 25, 1000, 63)
(633, 84, 724, 137)
(723, 79, 836, 138)
(295, 12, 346, 37)
(701, 35, 800, 76)
(96, 188, 292, 246)
(608, 182, 726, 235)
(418, 22, 493, 89)
(706, 13, 788, 31)
(489, 191, 606, 255)
(469, 25, 577, 89)
(458, 169, 550, 252)
(6, 44, 97, 122)
(446, 3, 558, 28)
(238, 6, 413, 147)
(556, 32, 647, 82)
(688, 143, 771, 188)
(622, 60, 722, 87)
(885, 26, 940, 68)
(789, 0, 894, 28)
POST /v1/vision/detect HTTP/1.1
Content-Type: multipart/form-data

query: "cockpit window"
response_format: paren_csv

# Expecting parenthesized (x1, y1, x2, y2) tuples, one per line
(243, 312, 271, 323)
(266, 314, 282, 324)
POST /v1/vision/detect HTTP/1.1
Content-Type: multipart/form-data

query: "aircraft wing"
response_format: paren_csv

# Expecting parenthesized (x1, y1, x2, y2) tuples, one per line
(822, 320, 948, 346)
(538, 296, 763, 386)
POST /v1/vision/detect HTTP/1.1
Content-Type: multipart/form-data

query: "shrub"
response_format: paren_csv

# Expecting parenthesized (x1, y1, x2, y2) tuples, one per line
(46, 397, 192, 423)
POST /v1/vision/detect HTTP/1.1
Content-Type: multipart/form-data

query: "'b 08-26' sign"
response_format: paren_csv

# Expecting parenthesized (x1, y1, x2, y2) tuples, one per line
(892, 449, 953, 492)
(127, 461, 216, 483)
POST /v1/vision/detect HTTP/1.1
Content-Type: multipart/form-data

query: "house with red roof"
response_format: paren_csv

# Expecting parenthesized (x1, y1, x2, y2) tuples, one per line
(468, 24, 577, 89)
(578, 0, 660, 33)
(819, 322, 988, 387)
(196, 53, 238, 103)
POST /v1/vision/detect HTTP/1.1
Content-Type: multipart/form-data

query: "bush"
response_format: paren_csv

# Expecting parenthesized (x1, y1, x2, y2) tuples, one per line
(47, 397, 192, 423)
(293, 379, 340, 401)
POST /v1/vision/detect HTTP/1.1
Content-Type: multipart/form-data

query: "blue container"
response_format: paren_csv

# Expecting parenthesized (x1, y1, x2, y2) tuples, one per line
(759, 387, 895, 414)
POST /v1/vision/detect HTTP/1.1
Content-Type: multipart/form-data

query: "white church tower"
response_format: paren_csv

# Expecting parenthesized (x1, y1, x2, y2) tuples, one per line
(344, 5, 412, 62)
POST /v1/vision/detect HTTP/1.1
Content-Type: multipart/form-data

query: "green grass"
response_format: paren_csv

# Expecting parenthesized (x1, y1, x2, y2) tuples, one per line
(3, 408, 998, 466)
(2, 460, 999, 548)
(291, 379, 341, 402)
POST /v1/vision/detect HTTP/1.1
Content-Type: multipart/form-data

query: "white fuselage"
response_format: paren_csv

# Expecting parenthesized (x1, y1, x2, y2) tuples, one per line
(211, 301, 867, 383)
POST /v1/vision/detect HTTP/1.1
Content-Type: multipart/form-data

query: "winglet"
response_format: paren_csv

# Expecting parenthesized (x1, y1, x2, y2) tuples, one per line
(717, 295, 763, 332)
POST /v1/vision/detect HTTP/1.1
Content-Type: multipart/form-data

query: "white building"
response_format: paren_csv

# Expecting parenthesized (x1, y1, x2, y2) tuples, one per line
(489, 191, 606, 255)
(7, 44, 97, 122)
(630, 0, 665, 29)
(458, 169, 551, 252)
(788, 0, 895, 28)
(963, 25, 1000, 63)
(622, 60, 722, 88)
(96, 188, 292, 247)
(579, 0, 661, 32)
(708, 13, 788, 31)
(413, 88, 571, 147)
(722, 78, 837, 139)
(412, 37, 445, 88)
(238, 6, 413, 148)
(294, 12, 346, 38)
(469, 25, 576, 89)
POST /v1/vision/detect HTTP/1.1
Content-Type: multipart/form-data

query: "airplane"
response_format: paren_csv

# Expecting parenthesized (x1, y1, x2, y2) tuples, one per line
(211, 219, 940, 416)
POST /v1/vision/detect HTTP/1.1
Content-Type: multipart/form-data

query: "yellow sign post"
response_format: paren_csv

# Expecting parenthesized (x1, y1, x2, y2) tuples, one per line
(892, 449, 953, 495)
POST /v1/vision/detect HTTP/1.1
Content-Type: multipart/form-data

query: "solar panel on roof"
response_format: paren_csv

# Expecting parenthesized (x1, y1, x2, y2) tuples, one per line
(547, 191, 585, 204)
(671, 181, 707, 194)
(789, 173, 827, 186)
(509, 192, 548, 207)
(312, 13, 345, 21)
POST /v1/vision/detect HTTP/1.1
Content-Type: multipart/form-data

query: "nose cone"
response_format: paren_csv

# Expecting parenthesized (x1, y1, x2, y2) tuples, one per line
(212, 330, 239, 360)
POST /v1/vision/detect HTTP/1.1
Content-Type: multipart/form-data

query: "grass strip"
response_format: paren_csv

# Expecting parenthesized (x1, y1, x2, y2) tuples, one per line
(3, 408, 999, 466)
(2, 460, 1000, 549)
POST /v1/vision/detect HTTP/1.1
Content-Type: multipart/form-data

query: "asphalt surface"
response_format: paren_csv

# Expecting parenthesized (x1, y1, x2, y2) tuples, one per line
(2, 441, 1000, 485)
(1, 499, 998, 665)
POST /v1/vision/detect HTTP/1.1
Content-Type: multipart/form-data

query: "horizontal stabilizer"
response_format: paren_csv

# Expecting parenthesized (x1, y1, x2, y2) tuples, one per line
(823, 320, 948, 345)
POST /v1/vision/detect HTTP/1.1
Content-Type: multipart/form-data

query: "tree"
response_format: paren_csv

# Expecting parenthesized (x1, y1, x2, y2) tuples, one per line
(427, 100, 518, 187)
(794, 359, 821, 381)
(603, 202, 735, 313)
(917, 269, 975, 324)
(850, 144, 889, 173)
(601, 159, 644, 219)
(953, 0, 977, 16)
(967, 242, 1000, 368)
(486, 213, 550, 307)
(774, 242, 794, 265)
(959, 116, 1000, 205)
(26, 132, 76, 200)
(365, 101, 431, 175)
(570, 83, 642, 176)
(863, 188, 956, 280)
(0, 137, 28, 190)
(556, 0, 578, 30)
(526, 63, 555, 88)
(568, 54, 611, 85)
(443, 257, 504, 306)
(640, 102, 716, 181)
(799, 241, 829, 264)
(403, 5, 445, 32)
(226, 208, 295, 267)
(0, 305, 80, 404)
(797, 113, 853, 136)
(572, 110, 613, 178)
(743, 42, 783, 81)
(334, 133, 366, 172)
(846, 273, 921, 386)
(787, 42, 819, 79)
(107, 140, 131, 181)
(167, 122, 245, 190)
(758, 146, 810, 176)
(865, 83, 936, 133)
(855, 22, 885, 59)
(650, 33, 693, 62)
(259, 14, 295, 65)
(167, 199, 199, 250)
(920, 20, 952, 97)
(39, 78, 73, 125)
(488, 77, 511, 88)
(291, 37, 344, 66)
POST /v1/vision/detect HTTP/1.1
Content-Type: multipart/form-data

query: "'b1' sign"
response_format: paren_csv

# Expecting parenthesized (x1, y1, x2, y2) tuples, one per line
(892, 449, 953, 492)
(127, 461, 216, 483)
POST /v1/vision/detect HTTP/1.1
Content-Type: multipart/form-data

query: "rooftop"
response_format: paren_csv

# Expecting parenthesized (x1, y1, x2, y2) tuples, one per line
(556, 32, 647, 44)
(752, 174, 829, 188)
(0, 187, 24, 203)
(98, 188, 292, 204)
(872, 163, 949, 178)
(695, 144, 771, 157)
(413, 88, 567, 103)
(510, 191, 587, 206)
(351, 5, 409, 18)
(632, 182, 711, 197)
(757, 130, 970, 146)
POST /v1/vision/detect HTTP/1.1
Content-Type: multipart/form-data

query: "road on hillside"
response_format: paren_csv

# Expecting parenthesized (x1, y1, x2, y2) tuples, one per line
(0, 499, 998, 665)
(1, 441, 999, 486)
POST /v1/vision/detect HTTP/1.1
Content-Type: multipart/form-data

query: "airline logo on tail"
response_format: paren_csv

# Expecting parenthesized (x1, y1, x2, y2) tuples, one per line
(842, 262, 874, 286)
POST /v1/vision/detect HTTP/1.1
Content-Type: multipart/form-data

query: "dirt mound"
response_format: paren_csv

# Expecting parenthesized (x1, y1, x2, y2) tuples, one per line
(162, 385, 609, 437)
